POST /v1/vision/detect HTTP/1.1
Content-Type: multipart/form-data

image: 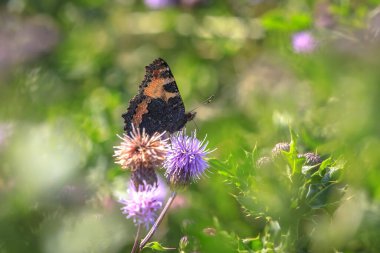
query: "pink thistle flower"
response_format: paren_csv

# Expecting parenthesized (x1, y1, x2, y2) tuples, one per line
(292, 31, 318, 54)
(119, 182, 162, 229)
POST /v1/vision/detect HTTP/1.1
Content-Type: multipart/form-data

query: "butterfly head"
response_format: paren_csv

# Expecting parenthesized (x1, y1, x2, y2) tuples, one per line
(186, 112, 196, 122)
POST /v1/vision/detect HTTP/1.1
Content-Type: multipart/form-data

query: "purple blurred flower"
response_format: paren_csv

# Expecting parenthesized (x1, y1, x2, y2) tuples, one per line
(164, 130, 212, 187)
(0, 14, 58, 72)
(299, 152, 323, 166)
(271, 142, 290, 157)
(144, 0, 175, 9)
(119, 182, 162, 229)
(292, 31, 318, 54)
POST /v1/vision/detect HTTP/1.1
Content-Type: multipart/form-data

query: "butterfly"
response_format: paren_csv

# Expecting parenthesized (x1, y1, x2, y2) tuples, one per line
(122, 58, 196, 135)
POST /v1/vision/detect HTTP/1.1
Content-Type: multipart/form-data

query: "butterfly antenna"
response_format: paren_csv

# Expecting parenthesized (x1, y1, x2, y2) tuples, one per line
(192, 118, 199, 132)
(204, 95, 215, 104)
(189, 95, 215, 112)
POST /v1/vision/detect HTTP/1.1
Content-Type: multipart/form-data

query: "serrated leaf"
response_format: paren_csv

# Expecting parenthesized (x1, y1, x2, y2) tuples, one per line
(319, 157, 332, 174)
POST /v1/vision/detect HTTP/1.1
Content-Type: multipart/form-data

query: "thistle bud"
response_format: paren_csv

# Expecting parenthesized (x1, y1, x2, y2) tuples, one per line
(271, 142, 290, 158)
(179, 236, 189, 251)
(299, 152, 322, 166)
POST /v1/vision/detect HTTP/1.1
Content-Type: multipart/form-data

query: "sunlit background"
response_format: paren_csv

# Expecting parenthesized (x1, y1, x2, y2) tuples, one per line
(1, 0, 380, 252)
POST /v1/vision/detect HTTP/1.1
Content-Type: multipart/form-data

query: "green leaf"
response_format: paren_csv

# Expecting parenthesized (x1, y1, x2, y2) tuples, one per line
(318, 157, 332, 174)
(283, 129, 303, 175)
(143, 242, 176, 251)
(261, 10, 312, 32)
(242, 236, 263, 251)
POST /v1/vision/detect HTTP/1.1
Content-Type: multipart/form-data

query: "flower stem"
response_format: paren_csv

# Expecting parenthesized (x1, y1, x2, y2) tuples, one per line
(131, 224, 141, 253)
(139, 191, 177, 250)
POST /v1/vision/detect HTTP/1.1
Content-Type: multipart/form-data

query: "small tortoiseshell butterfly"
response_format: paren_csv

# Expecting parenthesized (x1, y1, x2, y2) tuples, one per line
(122, 58, 196, 135)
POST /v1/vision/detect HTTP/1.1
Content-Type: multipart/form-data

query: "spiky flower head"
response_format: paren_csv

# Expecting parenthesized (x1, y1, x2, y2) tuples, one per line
(271, 142, 290, 158)
(299, 152, 323, 166)
(119, 182, 162, 229)
(113, 126, 168, 171)
(256, 156, 272, 169)
(164, 130, 212, 188)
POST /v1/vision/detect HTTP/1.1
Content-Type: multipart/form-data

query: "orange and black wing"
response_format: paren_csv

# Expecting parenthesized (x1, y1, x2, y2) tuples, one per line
(122, 58, 195, 135)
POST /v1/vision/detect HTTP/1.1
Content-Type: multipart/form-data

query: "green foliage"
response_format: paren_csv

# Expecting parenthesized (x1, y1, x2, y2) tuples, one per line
(213, 130, 347, 252)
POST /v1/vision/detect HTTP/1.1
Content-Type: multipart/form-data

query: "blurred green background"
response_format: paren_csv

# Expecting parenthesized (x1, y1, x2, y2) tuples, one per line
(1, 0, 380, 252)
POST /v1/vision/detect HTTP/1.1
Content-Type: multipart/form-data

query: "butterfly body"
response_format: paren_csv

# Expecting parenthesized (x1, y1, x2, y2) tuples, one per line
(122, 58, 195, 135)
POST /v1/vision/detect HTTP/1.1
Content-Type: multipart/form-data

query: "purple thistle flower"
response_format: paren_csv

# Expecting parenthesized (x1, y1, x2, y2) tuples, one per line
(119, 182, 162, 229)
(144, 0, 175, 9)
(164, 130, 212, 187)
(292, 31, 318, 54)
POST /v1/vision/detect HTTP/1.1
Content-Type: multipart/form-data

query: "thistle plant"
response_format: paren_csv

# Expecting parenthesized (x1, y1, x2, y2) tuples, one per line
(113, 127, 213, 252)
(213, 131, 346, 252)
